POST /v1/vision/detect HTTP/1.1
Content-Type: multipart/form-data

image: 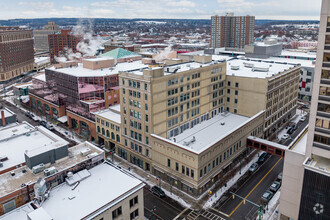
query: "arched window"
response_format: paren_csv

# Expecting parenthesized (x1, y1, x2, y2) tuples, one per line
(107, 130, 110, 138)
(116, 134, 120, 143)
(102, 128, 105, 136)
(97, 126, 100, 133)
(111, 132, 115, 140)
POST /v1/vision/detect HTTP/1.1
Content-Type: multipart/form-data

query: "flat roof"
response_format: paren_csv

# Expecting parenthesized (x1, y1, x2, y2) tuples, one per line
(109, 104, 121, 113)
(0, 108, 15, 118)
(290, 131, 307, 155)
(153, 112, 264, 154)
(0, 142, 104, 199)
(304, 155, 330, 176)
(128, 60, 224, 76)
(226, 59, 295, 79)
(0, 163, 144, 220)
(260, 57, 315, 68)
(280, 50, 316, 59)
(48, 60, 147, 77)
(40, 163, 143, 219)
(0, 122, 68, 172)
(34, 57, 50, 65)
(32, 73, 46, 82)
(94, 108, 121, 124)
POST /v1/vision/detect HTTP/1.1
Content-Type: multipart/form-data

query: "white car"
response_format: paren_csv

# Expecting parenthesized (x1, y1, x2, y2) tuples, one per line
(300, 116, 306, 122)
(282, 134, 290, 140)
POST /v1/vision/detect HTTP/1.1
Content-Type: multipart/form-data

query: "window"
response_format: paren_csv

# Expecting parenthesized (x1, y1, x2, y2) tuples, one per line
(129, 196, 138, 208)
(168, 159, 171, 167)
(145, 114, 149, 122)
(235, 99, 238, 104)
(235, 82, 239, 87)
(145, 94, 148, 100)
(145, 83, 148, 90)
(227, 81, 231, 86)
(182, 165, 185, 174)
(146, 149, 149, 157)
(227, 89, 230, 94)
(235, 90, 238, 95)
(130, 209, 139, 220)
(191, 170, 194, 178)
(112, 206, 122, 219)
(176, 162, 179, 171)
(227, 97, 230, 102)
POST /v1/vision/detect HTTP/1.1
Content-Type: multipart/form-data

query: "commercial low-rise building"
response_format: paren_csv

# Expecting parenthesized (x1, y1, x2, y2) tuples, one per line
(0, 163, 144, 220)
(0, 122, 106, 215)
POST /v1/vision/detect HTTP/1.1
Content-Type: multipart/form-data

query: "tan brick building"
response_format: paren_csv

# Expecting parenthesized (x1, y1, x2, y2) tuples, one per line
(0, 27, 34, 82)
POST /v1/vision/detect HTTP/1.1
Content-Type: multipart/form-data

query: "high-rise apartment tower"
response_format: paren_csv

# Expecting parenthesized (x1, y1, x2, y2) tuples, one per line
(211, 13, 255, 49)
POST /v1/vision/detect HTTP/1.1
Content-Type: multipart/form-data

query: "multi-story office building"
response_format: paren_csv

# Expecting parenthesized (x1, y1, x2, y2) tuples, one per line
(33, 22, 59, 53)
(211, 13, 255, 49)
(225, 58, 300, 139)
(48, 29, 81, 64)
(119, 55, 227, 172)
(29, 54, 146, 141)
(0, 27, 34, 83)
(279, 1, 330, 219)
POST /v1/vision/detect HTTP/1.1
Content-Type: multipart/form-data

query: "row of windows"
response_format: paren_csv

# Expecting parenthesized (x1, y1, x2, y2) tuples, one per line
(129, 90, 141, 98)
(199, 141, 242, 178)
(123, 79, 148, 90)
(168, 107, 178, 117)
(167, 159, 195, 178)
(97, 126, 120, 142)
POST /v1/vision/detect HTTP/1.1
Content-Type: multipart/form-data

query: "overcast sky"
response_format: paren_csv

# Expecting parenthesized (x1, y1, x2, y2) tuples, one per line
(0, 0, 323, 20)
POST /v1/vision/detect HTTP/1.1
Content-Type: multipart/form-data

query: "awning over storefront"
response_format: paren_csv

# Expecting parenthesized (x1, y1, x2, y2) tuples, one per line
(57, 116, 68, 123)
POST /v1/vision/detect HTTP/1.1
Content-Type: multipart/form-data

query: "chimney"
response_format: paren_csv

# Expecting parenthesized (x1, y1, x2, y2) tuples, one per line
(1, 110, 5, 127)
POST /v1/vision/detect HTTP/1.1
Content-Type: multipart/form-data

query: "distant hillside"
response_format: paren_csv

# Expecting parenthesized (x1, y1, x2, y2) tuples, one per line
(0, 18, 319, 29)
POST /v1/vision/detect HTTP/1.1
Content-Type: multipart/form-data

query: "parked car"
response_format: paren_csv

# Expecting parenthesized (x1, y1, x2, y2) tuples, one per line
(249, 163, 259, 172)
(301, 105, 309, 109)
(151, 186, 165, 198)
(258, 152, 269, 164)
(287, 128, 294, 135)
(269, 181, 281, 192)
(282, 134, 290, 140)
(40, 120, 47, 127)
(300, 116, 306, 122)
(40, 120, 54, 131)
(277, 172, 283, 181)
(29, 113, 39, 122)
(292, 124, 298, 131)
(25, 111, 31, 118)
(261, 190, 274, 203)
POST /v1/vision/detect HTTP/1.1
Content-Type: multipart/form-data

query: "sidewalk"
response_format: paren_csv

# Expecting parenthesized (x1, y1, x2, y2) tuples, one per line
(109, 149, 258, 210)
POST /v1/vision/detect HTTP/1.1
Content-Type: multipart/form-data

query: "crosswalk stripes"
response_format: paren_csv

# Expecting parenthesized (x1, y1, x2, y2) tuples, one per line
(185, 209, 226, 220)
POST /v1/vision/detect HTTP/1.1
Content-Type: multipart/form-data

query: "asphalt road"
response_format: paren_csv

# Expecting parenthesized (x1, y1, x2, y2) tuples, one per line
(213, 113, 310, 219)
(143, 187, 185, 220)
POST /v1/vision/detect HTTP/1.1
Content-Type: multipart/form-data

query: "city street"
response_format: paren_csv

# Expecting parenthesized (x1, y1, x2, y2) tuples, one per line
(210, 114, 310, 219)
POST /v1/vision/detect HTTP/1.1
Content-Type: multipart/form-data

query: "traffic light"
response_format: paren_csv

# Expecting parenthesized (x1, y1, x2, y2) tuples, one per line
(243, 199, 246, 205)
(232, 194, 235, 199)
(153, 208, 156, 212)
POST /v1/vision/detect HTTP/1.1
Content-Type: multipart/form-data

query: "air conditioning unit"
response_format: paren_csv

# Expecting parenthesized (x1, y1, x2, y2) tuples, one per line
(80, 148, 91, 156)
(32, 163, 45, 174)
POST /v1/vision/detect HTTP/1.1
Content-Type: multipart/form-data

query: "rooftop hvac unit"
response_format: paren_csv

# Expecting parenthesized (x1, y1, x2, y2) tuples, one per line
(231, 65, 240, 70)
(80, 148, 91, 156)
(252, 66, 269, 72)
(243, 62, 254, 68)
(44, 166, 57, 177)
(87, 152, 98, 159)
(32, 163, 45, 174)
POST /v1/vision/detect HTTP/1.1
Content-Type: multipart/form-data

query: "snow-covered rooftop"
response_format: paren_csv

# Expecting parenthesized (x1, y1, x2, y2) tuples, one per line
(109, 104, 121, 113)
(259, 57, 315, 68)
(290, 131, 307, 155)
(0, 163, 144, 220)
(94, 108, 121, 124)
(153, 111, 264, 154)
(33, 73, 46, 82)
(0, 108, 15, 119)
(226, 59, 296, 79)
(0, 141, 103, 199)
(34, 57, 50, 65)
(40, 163, 143, 219)
(13, 82, 33, 89)
(0, 122, 68, 172)
(280, 50, 316, 59)
(48, 60, 147, 77)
